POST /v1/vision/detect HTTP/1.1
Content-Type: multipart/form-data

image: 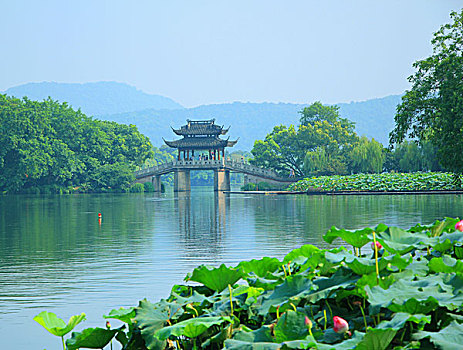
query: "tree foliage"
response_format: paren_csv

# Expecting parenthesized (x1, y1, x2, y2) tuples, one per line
(0, 95, 153, 193)
(390, 10, 463, 177)
(251, 102, 359, 176)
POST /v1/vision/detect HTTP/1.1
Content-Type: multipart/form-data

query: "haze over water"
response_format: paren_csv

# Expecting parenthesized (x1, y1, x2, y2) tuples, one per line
(1, 189, 463, 348)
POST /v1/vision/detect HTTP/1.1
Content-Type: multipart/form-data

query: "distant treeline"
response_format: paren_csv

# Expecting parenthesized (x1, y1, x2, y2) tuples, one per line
(0, 95, 153, 193)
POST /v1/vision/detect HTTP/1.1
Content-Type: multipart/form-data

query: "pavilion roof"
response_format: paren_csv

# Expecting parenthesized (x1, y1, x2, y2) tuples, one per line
(163, 136, 237, 150)
(172, 119, 229, 136)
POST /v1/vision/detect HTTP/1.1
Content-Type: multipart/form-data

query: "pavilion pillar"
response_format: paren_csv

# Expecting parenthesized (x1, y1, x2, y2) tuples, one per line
(187, 150, 190, 160)
(214, 169, 230, 192)
(174, 169, 191, 192)
(218, 149, 221, 160)
(152, 175, 162, 192)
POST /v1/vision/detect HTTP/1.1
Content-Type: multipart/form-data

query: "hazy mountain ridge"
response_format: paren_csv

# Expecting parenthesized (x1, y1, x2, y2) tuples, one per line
(3, 81, 402, 150)
(4, 81, 183, 116)
(102, 95, 402, 150)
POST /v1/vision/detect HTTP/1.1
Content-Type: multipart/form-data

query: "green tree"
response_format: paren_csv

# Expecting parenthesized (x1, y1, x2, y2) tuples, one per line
(390, 10, 463, 184)
(349, 136, 385, 173)
(250, 102, 358, 176)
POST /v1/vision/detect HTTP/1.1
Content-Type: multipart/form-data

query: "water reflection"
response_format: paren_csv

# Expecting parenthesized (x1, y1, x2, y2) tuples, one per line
(0, 191, 462, 349)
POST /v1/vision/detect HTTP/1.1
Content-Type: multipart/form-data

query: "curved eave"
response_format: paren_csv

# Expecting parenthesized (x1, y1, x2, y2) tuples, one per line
(226, 139, 238, 147)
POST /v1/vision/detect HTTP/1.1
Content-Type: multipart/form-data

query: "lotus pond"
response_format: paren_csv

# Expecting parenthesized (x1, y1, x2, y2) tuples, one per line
(36, 217, 463, 349)
(289, 172, 457, 192)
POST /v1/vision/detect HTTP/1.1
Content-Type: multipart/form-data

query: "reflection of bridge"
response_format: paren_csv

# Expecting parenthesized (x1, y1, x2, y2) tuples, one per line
(134, 159, 299, 192)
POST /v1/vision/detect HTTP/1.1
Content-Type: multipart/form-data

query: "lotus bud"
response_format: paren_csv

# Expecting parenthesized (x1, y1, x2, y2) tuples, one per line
(106, 321, 111, 329)
(371, 241, 382, 250)
(305, 316, 312, 329)
(456, 220, 463, 232)
(333, 316, 350, 335)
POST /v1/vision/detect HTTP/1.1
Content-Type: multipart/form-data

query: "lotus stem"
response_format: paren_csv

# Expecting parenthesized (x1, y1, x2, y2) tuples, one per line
(358, 304, 368, 332)
(287, 262, 291, 276)
(277, 305, 281, 320)
(325, 300, 333, 319)
(228, 284, 234, 316)
(282, 264, 287, 277)
(324, 309, 327, 330)
(290, 303, 297, 312)
(373, 231, 379, 285)
(61, 336, 65, 350)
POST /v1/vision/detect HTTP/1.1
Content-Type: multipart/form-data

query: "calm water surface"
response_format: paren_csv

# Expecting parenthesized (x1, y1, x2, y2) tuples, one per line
(1, 188, 462, 349)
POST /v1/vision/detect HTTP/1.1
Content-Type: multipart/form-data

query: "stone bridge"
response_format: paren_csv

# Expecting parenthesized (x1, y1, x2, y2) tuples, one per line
(134, 159, 300, 192)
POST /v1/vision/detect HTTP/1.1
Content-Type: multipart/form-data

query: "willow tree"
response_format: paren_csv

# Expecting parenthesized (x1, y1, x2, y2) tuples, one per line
(390, 10, 463, 186)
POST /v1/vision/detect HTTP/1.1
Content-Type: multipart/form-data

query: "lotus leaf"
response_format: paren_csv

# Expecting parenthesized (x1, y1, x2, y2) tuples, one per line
(365, 275, 463, 314)
(259, 275, 315, 314)
(325, 250, 389, 275)
(429, 256, 463, 273)
(232, 325, 274, 342)
(238, 257, 281, 278)
(414, 320, 463, 349)
(354, 328, 397, 350)
(323, 226, 372, 248)
(135, 299, 169, 350)
(375, 227, 432, 254)
(154, 316, 231, 340)
(103, 307, 135, 324)
(188, 264, 243, 292)
(376, 312, 430, 330)
(433, 231, 463, 252)
(224, 340, 281, 349)
(66, 327, 119, 350)
(33, 311, 86, 337)
(273, 310, 309, 342)
(283, 244, 321, 264)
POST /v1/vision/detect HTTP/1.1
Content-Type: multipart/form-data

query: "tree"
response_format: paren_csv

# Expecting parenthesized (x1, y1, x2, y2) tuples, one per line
(250, 102, 358, 176)
(349, 136, 385, 173)
(390, 10, 463, 184)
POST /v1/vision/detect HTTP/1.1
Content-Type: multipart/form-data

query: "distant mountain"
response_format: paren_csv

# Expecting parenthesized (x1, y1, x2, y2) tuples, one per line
(3, 81, 183, 116)
(102, 95, 403, 150)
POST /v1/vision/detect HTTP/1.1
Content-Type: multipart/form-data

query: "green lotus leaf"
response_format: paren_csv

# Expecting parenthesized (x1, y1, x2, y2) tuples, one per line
(33, 311, 86, 337)
(354, 328, 397, 350)
(66, 327, 119, 350)
(154, 316, 231, 340)
(283, 244, 321, 264)
(232, 285, 264, 305)
(365, 275, 463, 314)
(394, 258, 429, 279)
(135, 299, 169, 350)
(274, 310, 309, 342)
(188, 264, 244, 292)
(224, 340, 281, 349)
(280, 338, 317, 349)
(247, 276, 283, 290)
(355, 273, 395, 297)
(454, 245, 463, 259)
(325, 250, 389, 275)
(238, 257, 281, 278)
(103, 307, 135, 324)
(323, 226, 372, 248)
(433, 231, 463, 252)
(307, 268, 359, 303)
(233, 325, 274, 342)
(376, 312, 430, 330)
(259, 275, 315, 315)
(375, 227, 432, 254)
(315, 332, 365, 349)
(388, 253, 413, 270)
(414, 320, 463, 349)
(429, 256, 463, 273)
(170, 290, 216, 306)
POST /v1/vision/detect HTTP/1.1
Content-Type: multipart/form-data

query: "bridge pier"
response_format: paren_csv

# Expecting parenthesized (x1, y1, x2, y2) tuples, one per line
(214, 169, 230, 192)
(152, 175, 162, 192)
(174, 169, 191, 192)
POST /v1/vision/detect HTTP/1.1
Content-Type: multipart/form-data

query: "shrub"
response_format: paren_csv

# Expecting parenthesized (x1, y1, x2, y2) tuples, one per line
(129, 183, 144, 193)
(143, 182, 155, 192)
(241, 183, 257, 191)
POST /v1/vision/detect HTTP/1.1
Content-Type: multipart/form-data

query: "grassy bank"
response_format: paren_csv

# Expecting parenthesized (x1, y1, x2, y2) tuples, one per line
(35, 217, 463, 349)
(288, 172, 457, 192)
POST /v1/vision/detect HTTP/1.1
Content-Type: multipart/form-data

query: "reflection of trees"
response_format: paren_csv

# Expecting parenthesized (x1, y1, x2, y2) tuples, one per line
(173, 190, 230, 260)
(250, 194, 463, 251)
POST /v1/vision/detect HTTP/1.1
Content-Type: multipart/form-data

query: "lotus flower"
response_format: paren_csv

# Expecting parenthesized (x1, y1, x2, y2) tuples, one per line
(333, 316, 350, 335)
(305, 316, 312, 329)
(371, 241, 382, 250)
(456, 220, 463, 232)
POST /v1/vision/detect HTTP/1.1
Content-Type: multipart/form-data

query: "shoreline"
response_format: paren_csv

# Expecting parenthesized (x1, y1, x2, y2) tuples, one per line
(225, 189, 463, 195)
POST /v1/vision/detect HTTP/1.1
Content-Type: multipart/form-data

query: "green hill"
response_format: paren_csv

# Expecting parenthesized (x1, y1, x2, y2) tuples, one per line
(4, 81, 183, 116)
(102, 95, 402, 150)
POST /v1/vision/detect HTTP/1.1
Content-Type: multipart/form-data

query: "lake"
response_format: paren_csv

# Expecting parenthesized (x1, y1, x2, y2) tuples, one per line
(1, 188, 462, 349)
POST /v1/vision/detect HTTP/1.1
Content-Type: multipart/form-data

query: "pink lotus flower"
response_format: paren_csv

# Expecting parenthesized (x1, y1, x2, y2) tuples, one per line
(333, 316, 350, 335)
(456, 220, 463, 232)
(371, 241, 382, 250)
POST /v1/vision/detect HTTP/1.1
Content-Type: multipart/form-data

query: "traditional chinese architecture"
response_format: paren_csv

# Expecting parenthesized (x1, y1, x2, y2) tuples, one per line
(134, 119, 299, 192)
(164, 119, 237, 161)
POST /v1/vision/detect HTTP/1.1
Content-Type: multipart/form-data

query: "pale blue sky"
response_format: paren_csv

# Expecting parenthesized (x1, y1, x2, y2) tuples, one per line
(1, 0, 461, 107)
